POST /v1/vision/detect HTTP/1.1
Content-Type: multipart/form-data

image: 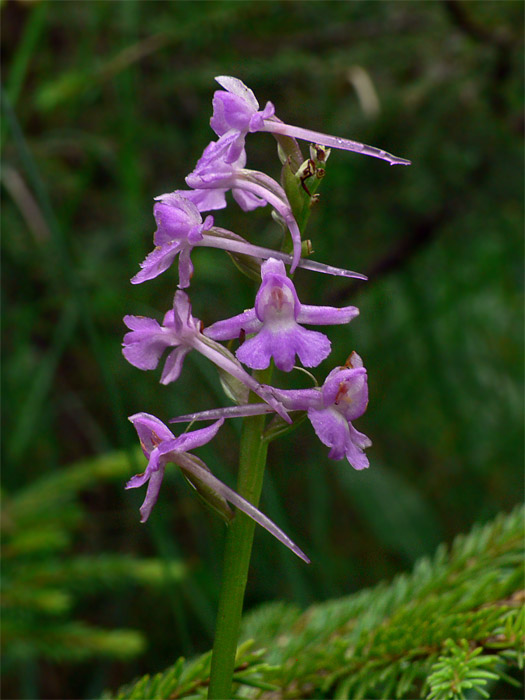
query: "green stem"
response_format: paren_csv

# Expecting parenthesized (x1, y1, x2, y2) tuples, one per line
(208, 368, 272, 699)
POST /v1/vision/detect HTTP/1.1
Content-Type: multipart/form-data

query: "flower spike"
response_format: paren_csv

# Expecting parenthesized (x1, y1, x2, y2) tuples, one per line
(211, 76, 411, 167)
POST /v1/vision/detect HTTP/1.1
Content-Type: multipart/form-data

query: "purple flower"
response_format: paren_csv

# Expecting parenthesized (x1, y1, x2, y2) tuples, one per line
(300, 364, 370, 469)
(210, 77, 275, 163)
(171, 133, 304, 272)
(276, 353, 371, 469)
(127, 412, 309, 562)
(204, 258, 359, 372)
(122, 289, 290, 420)
(210, 76, 411, 167)
(132, 194, 214, 288)
(126, 413, 224, 522)
(122, 290, 199, 384)
(170, 353, 371, 470)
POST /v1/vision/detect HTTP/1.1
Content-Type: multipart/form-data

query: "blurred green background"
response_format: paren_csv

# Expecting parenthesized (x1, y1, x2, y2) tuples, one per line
(2, 1, 523, 698)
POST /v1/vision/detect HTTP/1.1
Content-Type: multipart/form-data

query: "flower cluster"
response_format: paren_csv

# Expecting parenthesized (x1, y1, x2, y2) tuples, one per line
(123, 77, 410, 560)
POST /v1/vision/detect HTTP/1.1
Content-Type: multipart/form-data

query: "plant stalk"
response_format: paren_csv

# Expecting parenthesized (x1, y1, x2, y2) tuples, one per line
(208, 368, 272, 699)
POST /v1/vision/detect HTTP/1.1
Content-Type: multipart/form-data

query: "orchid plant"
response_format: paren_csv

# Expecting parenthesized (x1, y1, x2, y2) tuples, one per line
(123, 76, 410, 698)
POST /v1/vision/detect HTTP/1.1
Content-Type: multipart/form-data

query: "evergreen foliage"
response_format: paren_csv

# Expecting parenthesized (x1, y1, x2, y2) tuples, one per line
(1, 447, 187, 669)
(107, 506, 524, 699)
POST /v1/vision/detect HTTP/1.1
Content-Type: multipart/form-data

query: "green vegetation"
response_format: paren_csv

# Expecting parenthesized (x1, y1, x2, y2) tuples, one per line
(107, 507, 524, 699)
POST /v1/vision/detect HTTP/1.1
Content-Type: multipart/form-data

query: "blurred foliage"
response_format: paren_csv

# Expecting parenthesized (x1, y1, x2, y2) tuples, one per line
(1, 445, 188, 697)
(1, 0, 523, 698)
(106, 506, 525, 699)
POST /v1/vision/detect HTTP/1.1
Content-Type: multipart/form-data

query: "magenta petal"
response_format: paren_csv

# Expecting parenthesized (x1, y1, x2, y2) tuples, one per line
(290, 327, 332, 368)
(236, 329, 274, 370)
(345, 424, 372, 470)
(177, 247, 194, 289)
(308, 406, 371, 469)
(211, 93, 253, 132)
(172, 290, 194, 328)
(214, 76, 260, 110)
(204, 309, 260, 341)
(122, 317, 172, 371)
(131, 242, 182, 284)
(308, 407, 349, 461)
(297, 304, 359, 326)
(123, 315, 162, 333)
(176, 188, 228, 212)
(125, 471, 150, 489)
(153, 198, 203, 246)
(160, 346, 191, 384)
(232, 187, 267, 211)
(122, 338, 167, 371)
(167, 418, 224, 454)
(139, 466, 166, 522)
(237, 325, 331, 372)
(321, 367, 369, 421)
(129, 412, 175, 452)
(210, 94, 234, 136)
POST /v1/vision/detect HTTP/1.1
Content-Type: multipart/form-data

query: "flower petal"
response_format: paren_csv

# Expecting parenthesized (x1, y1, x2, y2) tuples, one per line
(297, 304, 359, 326)
(128, 412, 176, 450)
(321, 367, 369, 421)
(139, 466, 166, 522)
(177, 247, 194, 289)
(176, 187, 228, 212)
(232, 187, 267, 211)
(160, 346, 191, 384)
(204, 308, 260, 341)
(131, 241, 182, 284)
(308, 407, 350, 461)
(122, 316, 173, 371)
(237, 325, 331, 372)
(169, 418, 224, 454)
(153, 198, 204, 246)
(345, 423, 372, 470)
(214, 76, 260, 110)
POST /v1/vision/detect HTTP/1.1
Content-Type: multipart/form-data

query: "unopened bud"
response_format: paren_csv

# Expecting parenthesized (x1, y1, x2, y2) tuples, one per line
(310, 143, 331, 164)
(302, 239, 313, 256)
(296, 158, 316, 181)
